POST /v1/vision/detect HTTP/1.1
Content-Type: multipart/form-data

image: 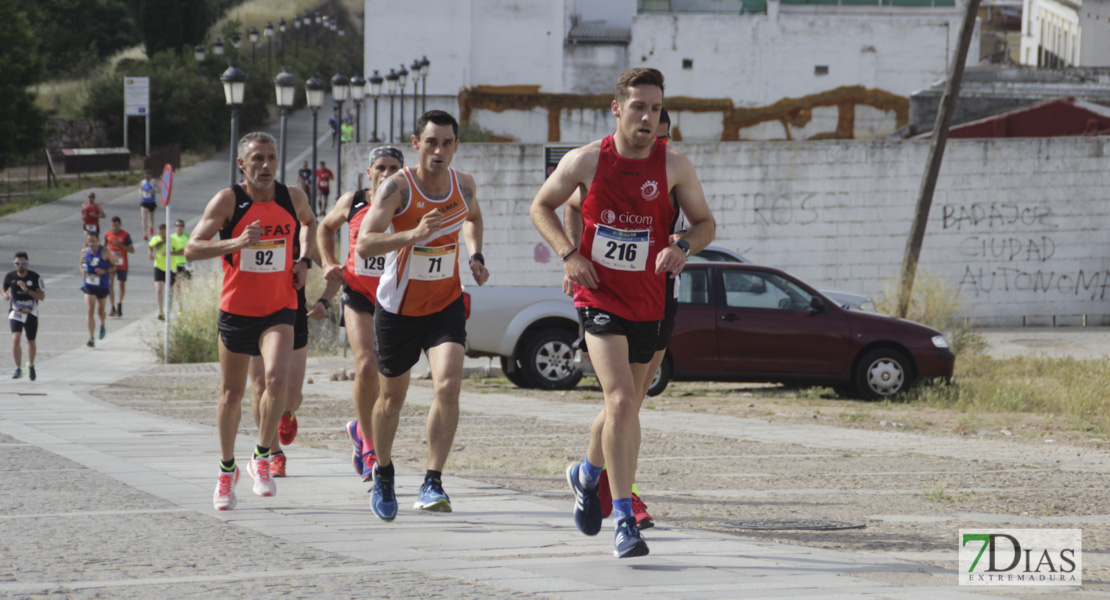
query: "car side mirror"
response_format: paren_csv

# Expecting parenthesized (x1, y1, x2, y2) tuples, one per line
(807, 296, 826, 315)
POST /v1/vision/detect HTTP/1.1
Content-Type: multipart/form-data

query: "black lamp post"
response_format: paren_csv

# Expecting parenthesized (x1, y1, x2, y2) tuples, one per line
(350, 74, 365, 143)
(411, 59, 422, 134)
(331, 73, 350, 201)
(322, 15, 330, 48)
(278, 18, 286, 65)
(231, 34, 241, 57)
(369, 70, 383, 143)
(397, 64, 408, 140)
(314, 12, 322, 45)
(386, 69, 398, 142)
(214, 39, 225, 58)
(193, 44, 206, 75)
(274, 68, 297, 183)
(305, 75, 325, 213)
(293, 14, 301, 57)
(419, 56, 430, 114)
(220, 63, 248, 188)
(264, 22, 274, 75)
(248, 27, 259, 63)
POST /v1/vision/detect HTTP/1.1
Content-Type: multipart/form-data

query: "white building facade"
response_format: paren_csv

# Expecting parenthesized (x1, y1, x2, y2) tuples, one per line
(363, 0, 977, 142)
(1020, 0, 1110, 68)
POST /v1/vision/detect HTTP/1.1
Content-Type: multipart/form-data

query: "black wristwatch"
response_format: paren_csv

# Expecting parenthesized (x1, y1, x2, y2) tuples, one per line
(469, 252, 485, 266)
(316, 297, 330, 309)
(674, 239, 691, 257)
(297, 256, 313, 269)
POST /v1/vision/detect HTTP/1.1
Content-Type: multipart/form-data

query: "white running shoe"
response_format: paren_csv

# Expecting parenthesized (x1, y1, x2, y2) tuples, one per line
(213, 467, 240, 511)
(248, 455, 276, 497)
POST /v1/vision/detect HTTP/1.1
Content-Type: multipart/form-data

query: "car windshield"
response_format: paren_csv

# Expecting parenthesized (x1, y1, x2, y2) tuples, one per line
(722, 270, 813, 311)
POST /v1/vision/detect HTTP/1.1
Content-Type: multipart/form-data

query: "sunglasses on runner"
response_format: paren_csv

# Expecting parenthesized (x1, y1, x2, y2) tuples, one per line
(13, 260, 28, 265)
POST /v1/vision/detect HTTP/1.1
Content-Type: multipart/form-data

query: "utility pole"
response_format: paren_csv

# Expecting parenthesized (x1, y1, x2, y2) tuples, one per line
(896, 0, 981, 318)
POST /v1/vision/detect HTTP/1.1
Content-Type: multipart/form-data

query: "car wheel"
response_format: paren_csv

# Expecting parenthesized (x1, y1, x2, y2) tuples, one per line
(645, 356, 672, 397)
(518, 328, 583, 390)
(499, 356, 532, 389)
(853, 348, 914, 400)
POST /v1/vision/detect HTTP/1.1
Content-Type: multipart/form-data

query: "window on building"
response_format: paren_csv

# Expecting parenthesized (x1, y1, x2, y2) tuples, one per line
(815, 65, 829, 75)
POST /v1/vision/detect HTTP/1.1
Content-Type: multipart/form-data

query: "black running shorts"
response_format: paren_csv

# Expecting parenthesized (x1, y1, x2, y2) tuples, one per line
(578, 307, 660, 364)
(218, 308, 297, 357)
(341, 287, 376, 315)
(373, 295, 466, 378)
(9, 314, 38, 340)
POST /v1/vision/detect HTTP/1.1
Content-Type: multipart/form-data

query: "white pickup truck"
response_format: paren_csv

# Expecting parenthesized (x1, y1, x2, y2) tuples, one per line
(463, 284, 582, 390)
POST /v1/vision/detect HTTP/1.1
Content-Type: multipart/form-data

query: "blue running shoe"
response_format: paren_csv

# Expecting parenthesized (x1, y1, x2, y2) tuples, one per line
(413, 477, 452, 512)
(566, 463, 602, 536)
(369, 465, 397, 522)
(614, 516, 649, 558)
(345, 420, 365, 478)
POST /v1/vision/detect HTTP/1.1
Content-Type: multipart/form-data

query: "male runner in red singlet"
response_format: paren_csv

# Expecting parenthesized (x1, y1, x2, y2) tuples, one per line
(356, 110, 489, 522)
(562, 108, 676, 530)
(318, 146, 404, 482)
(531, 68, 715, 558)
(184, 132, 316, 511)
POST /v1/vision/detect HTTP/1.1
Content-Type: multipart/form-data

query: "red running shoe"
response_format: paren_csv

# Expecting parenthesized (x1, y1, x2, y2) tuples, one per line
(598, 469, 613, 518)
(632, 492, 653, 529)
(278, 412, 298, 445)
(270, 453, 287, 477)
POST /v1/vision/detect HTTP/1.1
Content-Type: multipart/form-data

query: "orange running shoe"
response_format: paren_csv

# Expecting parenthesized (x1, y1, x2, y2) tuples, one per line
(270, 453, 287, 477)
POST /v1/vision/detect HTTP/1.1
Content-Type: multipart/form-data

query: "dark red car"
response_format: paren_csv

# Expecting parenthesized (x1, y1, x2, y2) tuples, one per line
(587, 262, 955, 399)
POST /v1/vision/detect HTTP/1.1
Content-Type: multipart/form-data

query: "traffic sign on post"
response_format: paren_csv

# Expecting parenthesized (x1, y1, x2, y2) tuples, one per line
(161, 164, 173, 206)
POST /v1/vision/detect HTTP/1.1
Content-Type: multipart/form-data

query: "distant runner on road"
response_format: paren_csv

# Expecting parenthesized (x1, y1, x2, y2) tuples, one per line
(4, 251, 45, 380)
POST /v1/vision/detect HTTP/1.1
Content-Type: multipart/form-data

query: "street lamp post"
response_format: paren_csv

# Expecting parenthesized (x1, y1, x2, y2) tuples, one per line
(397, 64, 408, 140)
(369, 70, 383, 143)
(411, 59, 421, 133)
(248, 27, 259, 63)
(278, 18, 286, 65)
(220, 63, 248, 188)
(193, 44, 206, 75)
(293, 14, 301, 57)
(420, 56, 430, 114)
(331, 73, 350, 201)
(213, 39, 224, 58)
(274, 68, 297, 183)
(305, 75, 326, 213)
(264, 22, 274, 75)
(322, 15, 330, 48)
(314, 12, 322, 45)
(231, 35, 241, 57)
(386, 69, 398, 142)
(350, 74, 365, 143)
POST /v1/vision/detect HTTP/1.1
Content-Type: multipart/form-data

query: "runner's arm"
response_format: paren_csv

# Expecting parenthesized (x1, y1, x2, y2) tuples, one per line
(317, 192, 354, 285)
(184, 190, 258, 262)
(560, 190, 585, 295)
(655, 149, 715, 277)
(356, 174, 440, 258)
(459, 173, 488, 286)
(531, 146, 599, 289)
(289, 185, 317, 290)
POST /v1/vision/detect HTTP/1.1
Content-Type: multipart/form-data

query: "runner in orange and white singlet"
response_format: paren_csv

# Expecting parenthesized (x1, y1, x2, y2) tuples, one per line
(317, 146, 404, 483)
(531, 68, 715, 559)
(356, 110, 489, 522)
(103, 216, 134, 317)
(185, 131, 316, 511)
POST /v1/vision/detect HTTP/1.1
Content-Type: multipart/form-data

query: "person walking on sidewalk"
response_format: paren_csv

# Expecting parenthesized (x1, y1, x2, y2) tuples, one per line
(80, 231, 116, 348)
(148, 223, 184, 320)
(171, 219, 192, 285)
(139, 169, 160, 240)
(104, 216, 134, 317)
(356, 111, 489, 521)
(184, 131, 316, 511)
(319, 146, 404, 482)
(81, 192, 106, 234)
(4, 251, 44, 380)
(531, 68, 715, 558)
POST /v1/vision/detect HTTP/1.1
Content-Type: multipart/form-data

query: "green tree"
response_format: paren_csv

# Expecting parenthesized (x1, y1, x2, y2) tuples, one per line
(23, 0, 140, 76)
(0, 0, 46, 169)
(139, 0, 213, 57)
